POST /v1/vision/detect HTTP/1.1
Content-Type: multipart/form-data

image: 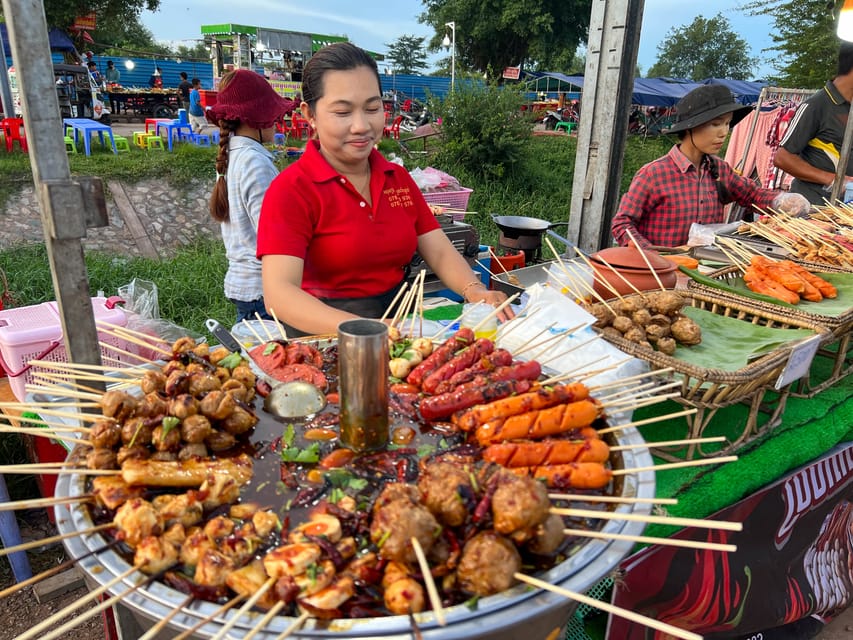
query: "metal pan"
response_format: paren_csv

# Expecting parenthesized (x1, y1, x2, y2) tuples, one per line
(491, 215, 568, 239)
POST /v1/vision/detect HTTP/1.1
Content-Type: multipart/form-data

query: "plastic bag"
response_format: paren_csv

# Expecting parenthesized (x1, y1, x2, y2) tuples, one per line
(409, 167, 462, 192)
(116, 278, 204, 359)
(687, 222, 737, 247)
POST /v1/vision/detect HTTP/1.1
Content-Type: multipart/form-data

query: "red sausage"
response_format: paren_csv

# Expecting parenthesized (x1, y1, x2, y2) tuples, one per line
(421, 338, 495, 394)
(406, 328, 475, 388)
(418, 378, 533, 422)
(433, 349, 514, 395)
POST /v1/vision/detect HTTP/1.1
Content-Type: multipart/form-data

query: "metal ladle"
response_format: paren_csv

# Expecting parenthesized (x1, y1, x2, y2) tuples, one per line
(264, 381, 327, 419)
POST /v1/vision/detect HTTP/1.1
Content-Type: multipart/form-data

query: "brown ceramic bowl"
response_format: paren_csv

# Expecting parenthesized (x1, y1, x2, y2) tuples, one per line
(589, 261, 678, 298)
(590, 246, 675, 271)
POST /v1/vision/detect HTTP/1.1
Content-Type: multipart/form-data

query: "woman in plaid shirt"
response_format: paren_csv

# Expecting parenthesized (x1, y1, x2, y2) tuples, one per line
(611, 85, 810, 249)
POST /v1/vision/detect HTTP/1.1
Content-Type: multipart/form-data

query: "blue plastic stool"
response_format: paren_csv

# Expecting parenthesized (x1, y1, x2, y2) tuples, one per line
(210, 130, 220, 144)
(273, 133, 286, 145)
(0, 475, 32, 582)
(193, 133, 211, 147)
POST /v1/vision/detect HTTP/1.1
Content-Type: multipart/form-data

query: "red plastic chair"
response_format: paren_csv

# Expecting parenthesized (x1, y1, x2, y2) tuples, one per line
(1, 118, 28, 152)
(383, 115, 403, 140)
(289, 115, 311, 140)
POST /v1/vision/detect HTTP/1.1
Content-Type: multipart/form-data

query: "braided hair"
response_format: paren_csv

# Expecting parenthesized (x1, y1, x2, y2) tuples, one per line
(702, 154, 734, 205)
(208, 118, 239, 222)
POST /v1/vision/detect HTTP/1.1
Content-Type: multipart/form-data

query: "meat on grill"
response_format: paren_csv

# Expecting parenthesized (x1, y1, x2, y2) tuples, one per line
(370, 483, 439, 565)
(456, 530, 521, 596)
(417, 461, 474, 527)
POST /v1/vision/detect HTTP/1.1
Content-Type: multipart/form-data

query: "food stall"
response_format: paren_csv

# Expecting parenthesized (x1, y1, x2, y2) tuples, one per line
(107, 87, 182, 120)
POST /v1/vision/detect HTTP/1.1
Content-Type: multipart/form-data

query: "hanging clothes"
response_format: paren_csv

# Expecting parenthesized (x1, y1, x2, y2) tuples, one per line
(725, 104, 780, 184)
(764, 103, 800, 189)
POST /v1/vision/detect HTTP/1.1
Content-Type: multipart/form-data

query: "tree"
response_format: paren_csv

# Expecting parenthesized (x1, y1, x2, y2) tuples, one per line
(385, 35, 429, 75)
(647, 13, 757, 80)
(420, 0, 592, 80)
(743, 0, 840, 88)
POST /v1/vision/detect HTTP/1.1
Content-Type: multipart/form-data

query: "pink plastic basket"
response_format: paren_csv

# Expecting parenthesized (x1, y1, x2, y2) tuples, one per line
(422, 187, 473, 220)
(0, 297, 134, 401)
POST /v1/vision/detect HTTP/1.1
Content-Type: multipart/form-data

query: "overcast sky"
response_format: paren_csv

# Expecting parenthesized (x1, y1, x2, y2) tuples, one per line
(140, 0, 777, 78)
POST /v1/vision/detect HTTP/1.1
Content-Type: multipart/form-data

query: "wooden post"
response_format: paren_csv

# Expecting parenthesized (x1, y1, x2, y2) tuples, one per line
(2, 0, 105, 393)
(567, 0, 645, 253)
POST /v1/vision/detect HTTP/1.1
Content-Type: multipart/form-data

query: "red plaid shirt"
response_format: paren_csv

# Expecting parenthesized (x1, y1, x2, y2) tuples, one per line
(611, 145, 779, 248)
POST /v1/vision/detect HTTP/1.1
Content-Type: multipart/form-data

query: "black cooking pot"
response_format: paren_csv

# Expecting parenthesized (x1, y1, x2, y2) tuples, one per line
(492, 214, 569, 239)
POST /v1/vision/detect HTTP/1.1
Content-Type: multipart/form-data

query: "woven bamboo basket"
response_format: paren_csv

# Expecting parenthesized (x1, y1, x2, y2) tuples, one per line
(686, 264, 852, 397)
(594, 289, 828, 459)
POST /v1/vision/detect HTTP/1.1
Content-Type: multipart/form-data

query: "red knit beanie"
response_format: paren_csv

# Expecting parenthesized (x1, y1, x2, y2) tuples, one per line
(206, 69, 292, 129)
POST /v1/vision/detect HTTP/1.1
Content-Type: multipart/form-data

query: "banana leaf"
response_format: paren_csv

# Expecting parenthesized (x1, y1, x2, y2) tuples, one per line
(673, 306, 816, 372)
(680, 267, 853, 316)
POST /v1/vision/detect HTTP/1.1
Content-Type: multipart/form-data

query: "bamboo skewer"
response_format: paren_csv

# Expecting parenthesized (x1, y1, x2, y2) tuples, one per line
(0, 521, 114, 558)
(268, 307, 289, 341)
(537, 333, 603, 367)
(97, 340, 155, 365)
(32, 369, 140, 385)
(173, 594, 245, 640)
(549, 493, 677, 505)
(380, 281, 409, 323)
(475, 259, 503, 284)
(573, 247, 625, 301)
(550, 504, 742, 532)
(611, 435, 726, 451)
(625, 229, 666, 290)
(2, 411, 92, 431)
(612, 455, 739, 477)
(417, 269, 426, 338)
(511, 322, 558, 354)
(588, 367, 674, 393)
(471, 293, 519, 334)
(0, 425, 89, 446)
(496, 305, 541, 341)
(24, 383, 101, 401)
(137, 594, 195, 640)
(241, 318, 267, 345)
(97, 320, 170, 349)
(209, 576, 276, 640)
(540, 356, 627, 386)
(255, 313, 277, 342)
(243, 601, 286, 640)
(97, 325, 171, 357)
(411, 536, 446, 626)
(591, 251, 647, 298)
(37, 573, 156, 640)
(30, 371, 108, 396)
(275, 611, 311, 639)
(26, 359, 145, 376)
(8, 406, 102, 423)
(514, 572, 702, 640)
(16, 566, 138, 640)
(0, 493, 91, 513)
(600, 391, 682, 412)
(562, 527, 737, 553)
(0, 461, 86, 473)
(0, 399, 100, 409)
(597, 407, 698, 434)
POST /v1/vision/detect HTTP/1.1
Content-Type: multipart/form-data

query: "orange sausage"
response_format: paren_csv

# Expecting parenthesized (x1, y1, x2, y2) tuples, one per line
(781, 260, 838, 299)
(482, 437, 610, 467)
(751, 257, 805, 293)
(743, 267, 800, 304)
(512, 462, 613, 490)
(453, 382, 589, 432)
(475, 399, 600, 446)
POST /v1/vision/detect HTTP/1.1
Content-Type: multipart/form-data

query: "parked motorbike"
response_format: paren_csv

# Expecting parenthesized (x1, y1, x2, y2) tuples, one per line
(400, 104, 432, 132)
(542, 106, 576, 130)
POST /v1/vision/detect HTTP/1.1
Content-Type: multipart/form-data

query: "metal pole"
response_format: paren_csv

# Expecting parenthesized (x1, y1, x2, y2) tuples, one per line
(830, 97, 853, 203)
(2, 0, 105, 390)
(0, 44, 14, 117)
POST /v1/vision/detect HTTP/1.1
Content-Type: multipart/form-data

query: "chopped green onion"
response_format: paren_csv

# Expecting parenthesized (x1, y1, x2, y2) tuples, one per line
(161, 416, 180, 437)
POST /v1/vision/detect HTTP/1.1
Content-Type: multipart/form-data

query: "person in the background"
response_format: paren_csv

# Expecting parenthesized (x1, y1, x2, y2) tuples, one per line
(104, 60, 120, 84)
(87, 61, 102, 85)
(258, 42, 508, 337)
(207, 70, 292, 323)
(178, 71, 192, 112)
(188, 78, 206, 133)
(774, 43, 853, 205)
(612, 85, 811, 249)
(148, 67, 163, 89)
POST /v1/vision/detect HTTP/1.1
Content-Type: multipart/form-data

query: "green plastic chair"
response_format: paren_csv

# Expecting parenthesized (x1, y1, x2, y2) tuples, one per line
(555, 121, 577, 134)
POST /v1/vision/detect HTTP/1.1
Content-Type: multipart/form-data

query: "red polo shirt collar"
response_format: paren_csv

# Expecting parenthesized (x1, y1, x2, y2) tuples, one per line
(299, 140, 396, 186)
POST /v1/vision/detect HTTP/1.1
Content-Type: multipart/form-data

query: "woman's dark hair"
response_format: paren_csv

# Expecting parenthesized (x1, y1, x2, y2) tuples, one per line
(703, 154, 733, 204)
(301, 42, 381, 109)
(209, 71, 238, 223)
(838, 42, 853, 77)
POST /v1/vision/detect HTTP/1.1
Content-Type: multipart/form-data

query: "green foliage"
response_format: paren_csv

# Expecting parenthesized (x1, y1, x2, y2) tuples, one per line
(648, 13, 758, 80)
(743, 0, 840, 87)
(385, 35, 430, 75)
(420, 0, 592, 80)
(430, 82, 534, 180)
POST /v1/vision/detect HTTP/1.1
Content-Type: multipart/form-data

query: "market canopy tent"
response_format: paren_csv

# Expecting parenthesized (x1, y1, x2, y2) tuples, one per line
(1, 24, 76, 57)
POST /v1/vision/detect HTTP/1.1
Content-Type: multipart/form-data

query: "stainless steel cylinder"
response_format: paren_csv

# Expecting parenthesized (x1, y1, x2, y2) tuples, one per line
(338, 319, 389, 452)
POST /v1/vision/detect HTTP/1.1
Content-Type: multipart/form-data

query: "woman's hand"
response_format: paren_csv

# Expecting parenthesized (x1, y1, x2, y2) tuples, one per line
(465, 284, 515, 322)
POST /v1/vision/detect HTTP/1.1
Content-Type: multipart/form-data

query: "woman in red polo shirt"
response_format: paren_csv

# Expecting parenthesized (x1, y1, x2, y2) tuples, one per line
(258, 43, 508, 336)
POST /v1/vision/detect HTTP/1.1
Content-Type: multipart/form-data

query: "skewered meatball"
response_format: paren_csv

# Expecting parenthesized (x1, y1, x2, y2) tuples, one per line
(117, 445, 150, 466)
(135, 392, 168, 418)
(164, 370, 191, 396)
(171, 337, 198, 355)
(456, 530, 521, 596)
(161, 360, 185, 377)
(623, 326, 646, 344)
(221, 379, 249, 403)
(188, 372, 222, 396)
(100, 390, 138, 421)
(645, 322, 671, 342)
(168, 394, 200, 420)
(370, 483, 439, 565)
(199, 390, 236, 420)
(86, 447, 118, 470)
(178, 443, 208, 461)
(140, 370, 167, 395)
(181, 414, 213, 444)
(151, 424, 182, 452)
(491, 469, 550, 539)
(614, 296, 647, 315)
(205, 430, 236, 453)
(219, 405, 258, 435)
(527, 514, 565, 556)
(150, 451, 178, 462)
(231, 364, 256, 390)
(89, 419, 121, 449)
(121, 417, 153, 447)
(671, 316, 702, 345)
(632, 308, 652, 327)
(587, 302, 615, 328)
(417, 461, 474, 527)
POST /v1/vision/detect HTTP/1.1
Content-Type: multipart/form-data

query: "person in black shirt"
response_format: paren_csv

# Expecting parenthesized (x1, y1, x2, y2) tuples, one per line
(178, 71, 192, 112)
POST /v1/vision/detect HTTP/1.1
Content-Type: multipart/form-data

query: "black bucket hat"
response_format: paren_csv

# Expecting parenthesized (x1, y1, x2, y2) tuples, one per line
(664, 85, 753, 134)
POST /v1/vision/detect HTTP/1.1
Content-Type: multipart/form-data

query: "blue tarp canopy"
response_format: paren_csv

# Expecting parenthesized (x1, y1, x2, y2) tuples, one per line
(2, 24, 76, 57)
(525, 72, 766, 107)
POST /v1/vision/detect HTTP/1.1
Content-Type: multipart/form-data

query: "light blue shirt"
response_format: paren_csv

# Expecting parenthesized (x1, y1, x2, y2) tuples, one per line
(221, 136, 279, 301)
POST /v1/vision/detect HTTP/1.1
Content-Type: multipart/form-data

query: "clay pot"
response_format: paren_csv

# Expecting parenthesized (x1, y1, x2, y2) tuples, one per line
(589, 247, 678, 297)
